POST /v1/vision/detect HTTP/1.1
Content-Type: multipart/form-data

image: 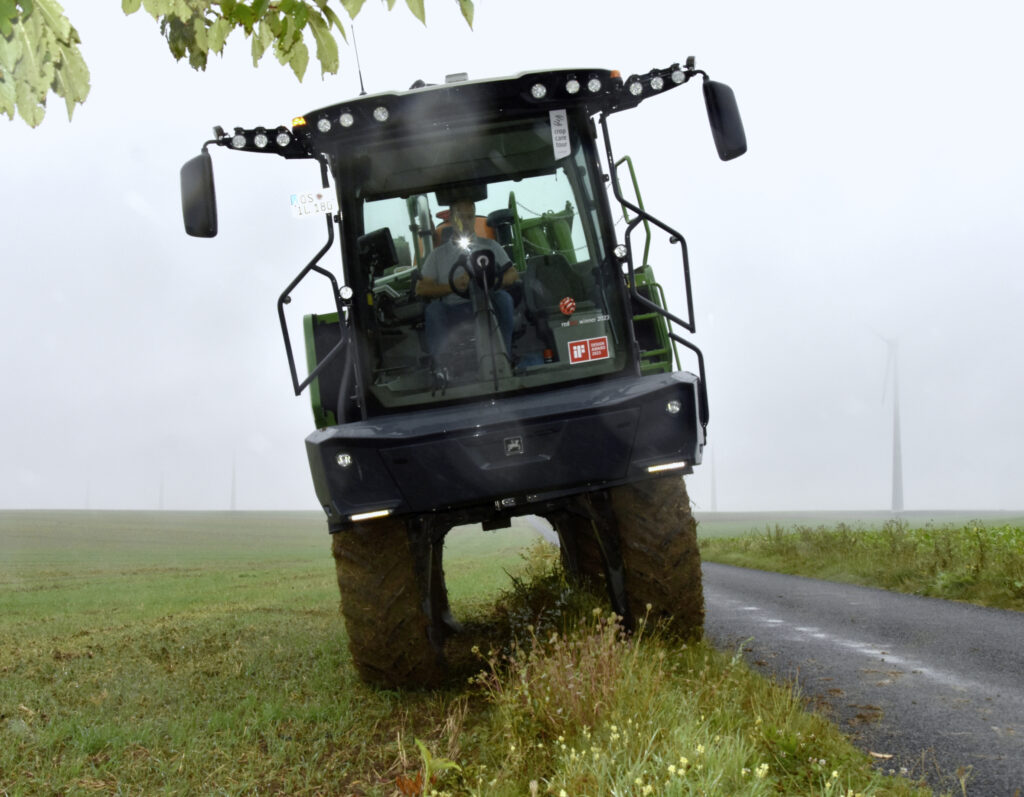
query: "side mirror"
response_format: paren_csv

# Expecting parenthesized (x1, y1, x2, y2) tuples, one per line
(702, 80, 747, 161)
(180, 150, 218, 237)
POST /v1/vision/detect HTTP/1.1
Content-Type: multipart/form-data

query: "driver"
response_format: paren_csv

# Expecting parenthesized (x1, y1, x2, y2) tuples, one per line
(415, 199, 518, 362)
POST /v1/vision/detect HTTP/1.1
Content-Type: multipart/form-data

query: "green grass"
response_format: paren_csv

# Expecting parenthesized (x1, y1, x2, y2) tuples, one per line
(700, 518, 1024, 611)
(694, 510, 1024, 540)
(0, 511, 939, 795)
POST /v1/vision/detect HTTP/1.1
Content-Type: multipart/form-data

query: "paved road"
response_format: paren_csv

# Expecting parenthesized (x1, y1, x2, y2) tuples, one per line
(702, 563, 1024, 796)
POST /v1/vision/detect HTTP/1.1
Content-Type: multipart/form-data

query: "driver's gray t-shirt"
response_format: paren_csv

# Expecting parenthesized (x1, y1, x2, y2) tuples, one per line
(421, 236, 511, 306)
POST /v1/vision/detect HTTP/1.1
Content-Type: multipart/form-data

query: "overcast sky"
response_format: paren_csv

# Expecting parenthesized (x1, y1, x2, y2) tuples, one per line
(2, 0, 1022, 512)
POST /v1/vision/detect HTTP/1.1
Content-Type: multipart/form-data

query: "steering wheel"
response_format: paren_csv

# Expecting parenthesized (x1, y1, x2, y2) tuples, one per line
(448, 248, 511, 299)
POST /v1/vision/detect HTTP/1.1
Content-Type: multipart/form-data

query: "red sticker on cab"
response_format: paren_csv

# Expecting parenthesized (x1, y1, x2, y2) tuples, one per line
(568, 336, 610, 364)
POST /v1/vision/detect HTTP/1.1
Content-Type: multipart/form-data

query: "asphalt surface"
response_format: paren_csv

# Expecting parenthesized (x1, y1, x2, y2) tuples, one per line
(702, 563, 1024, 796)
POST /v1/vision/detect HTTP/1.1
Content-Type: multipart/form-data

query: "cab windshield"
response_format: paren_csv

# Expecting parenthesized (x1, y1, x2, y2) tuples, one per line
(345, 114, 628, 411)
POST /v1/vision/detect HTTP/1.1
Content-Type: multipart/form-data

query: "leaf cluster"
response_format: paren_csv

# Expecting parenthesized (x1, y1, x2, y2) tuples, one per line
(1, 0, 89, 126)
(4, 0, 474, 127)
(121, 0, 475, 82)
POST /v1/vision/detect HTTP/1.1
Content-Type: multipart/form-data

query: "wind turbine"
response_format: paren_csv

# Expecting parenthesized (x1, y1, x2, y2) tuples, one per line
(881, 338, 904, 512)
(710, 445, 718, 512)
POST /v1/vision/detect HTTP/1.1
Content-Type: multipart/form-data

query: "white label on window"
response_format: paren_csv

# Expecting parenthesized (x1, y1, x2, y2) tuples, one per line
(290, 189, 336, 219)
(550, 109, 570, 160)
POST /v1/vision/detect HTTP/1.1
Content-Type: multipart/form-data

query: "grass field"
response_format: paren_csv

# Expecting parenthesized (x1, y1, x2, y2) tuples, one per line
(1, 511, 940, 796)
(694, 510, 1024, 539)
(697, 512, 1024, 612)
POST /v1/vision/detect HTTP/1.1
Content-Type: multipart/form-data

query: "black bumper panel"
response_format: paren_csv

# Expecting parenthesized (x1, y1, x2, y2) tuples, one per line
(306, 372, 703, 524)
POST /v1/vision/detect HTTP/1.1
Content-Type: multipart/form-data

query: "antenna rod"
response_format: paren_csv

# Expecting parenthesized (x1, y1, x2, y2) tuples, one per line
(352, 25, 367, 96)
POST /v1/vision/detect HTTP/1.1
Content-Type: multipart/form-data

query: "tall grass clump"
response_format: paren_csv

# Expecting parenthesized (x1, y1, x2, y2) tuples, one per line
(445, 543, 934, 797)
(701, 520, 1024, 611)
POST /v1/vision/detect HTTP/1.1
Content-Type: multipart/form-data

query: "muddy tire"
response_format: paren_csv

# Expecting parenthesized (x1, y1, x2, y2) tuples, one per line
(549, 511, 605, 586)
(331, 517, 444, 688)
(609, 476, 704, 636)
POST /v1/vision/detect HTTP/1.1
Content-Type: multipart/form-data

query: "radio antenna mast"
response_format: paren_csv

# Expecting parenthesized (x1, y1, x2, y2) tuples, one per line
(352, 25, 367, 96)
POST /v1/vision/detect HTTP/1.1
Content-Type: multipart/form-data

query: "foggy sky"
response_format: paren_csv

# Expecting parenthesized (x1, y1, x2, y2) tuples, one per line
(2, 0, 1022, 512)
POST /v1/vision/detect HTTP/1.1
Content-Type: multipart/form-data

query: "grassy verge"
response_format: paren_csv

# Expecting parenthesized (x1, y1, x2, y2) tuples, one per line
(1, 511, 938, 795)
(700, 519, 1024, 611)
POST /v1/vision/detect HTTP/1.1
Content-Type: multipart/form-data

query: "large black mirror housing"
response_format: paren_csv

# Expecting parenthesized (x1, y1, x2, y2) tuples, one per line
(702, 80, 747, 161)
(180, 150, 218, 237)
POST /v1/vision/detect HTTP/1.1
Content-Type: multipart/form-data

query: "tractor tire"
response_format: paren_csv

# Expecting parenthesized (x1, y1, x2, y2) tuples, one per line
(331, 517, 445, 688)
(549, 511, 605, 586)
(608, 476, 704, 636)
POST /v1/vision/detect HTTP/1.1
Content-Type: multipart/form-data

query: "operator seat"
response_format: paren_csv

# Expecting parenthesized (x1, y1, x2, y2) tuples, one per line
(524, 253, 597, 352)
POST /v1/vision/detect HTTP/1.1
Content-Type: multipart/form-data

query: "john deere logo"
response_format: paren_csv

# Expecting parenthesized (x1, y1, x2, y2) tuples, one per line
(504, 437, 524, 456)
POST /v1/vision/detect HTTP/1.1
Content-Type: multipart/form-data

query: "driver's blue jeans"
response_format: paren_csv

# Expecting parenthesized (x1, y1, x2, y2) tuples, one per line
(425, 291, 514, 363)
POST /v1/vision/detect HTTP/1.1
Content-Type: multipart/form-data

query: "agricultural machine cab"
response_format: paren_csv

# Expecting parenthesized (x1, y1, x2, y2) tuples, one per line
(180, 59, 746, 687)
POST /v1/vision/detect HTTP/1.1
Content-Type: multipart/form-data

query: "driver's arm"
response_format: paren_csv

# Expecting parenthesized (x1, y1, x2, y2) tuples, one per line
(416, 271, 469, 297)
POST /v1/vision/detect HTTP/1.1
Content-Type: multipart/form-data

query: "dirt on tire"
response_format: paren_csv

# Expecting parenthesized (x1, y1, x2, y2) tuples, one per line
(331, 518, 444, 687)
(609, 476, 704, 636)
(549, 511, 605, 586)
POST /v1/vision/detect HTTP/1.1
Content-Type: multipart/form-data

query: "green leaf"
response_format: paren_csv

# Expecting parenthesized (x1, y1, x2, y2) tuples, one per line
(47, 25, 90, 117)
(15, 72, 46, 126)
(287, 38, 308, 80)
(321, 4, 346, 41)
(457, 0, 473, 28)
(403, 0, 424, 25)
(0, 18, 23, 70)
(231, 3, 255, 29)
(250, 18, 273, 64)
(142, 0, 173, 17)
(265, 9, 282, 36)
(121, 0, 142, 13)
(192, 14, 208, 51)
(251, 0, 270, 16)
(339, 0, 366, 19)
(307, 13, 338, 76)
(207, 16, 231, 53)
(8, 5, 55, 126)
(0, 72, 16, 121)
(1, 0, 19, 37)
(32, 0, 73, 44)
